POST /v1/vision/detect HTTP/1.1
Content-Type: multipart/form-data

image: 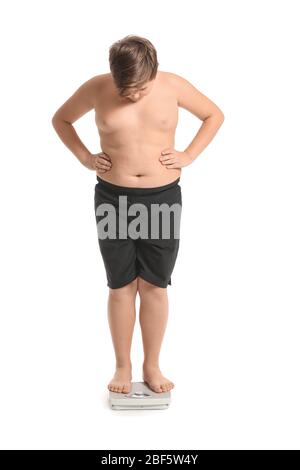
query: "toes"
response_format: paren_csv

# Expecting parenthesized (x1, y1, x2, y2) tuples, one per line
(144, 376, 174, 393)
(109, 382, 131, 393)
(165, 382, 174, 390)
(162, 382, 174, 392)
(122, 384, 131, 394)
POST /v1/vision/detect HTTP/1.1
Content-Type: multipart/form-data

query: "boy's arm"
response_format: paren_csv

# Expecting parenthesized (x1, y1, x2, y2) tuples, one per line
(51, 76, 99, 168)
(169, 73, 224, 161)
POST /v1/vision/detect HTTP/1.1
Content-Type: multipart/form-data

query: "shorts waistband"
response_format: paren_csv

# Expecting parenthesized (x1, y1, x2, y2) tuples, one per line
(96, 176, 180, 195)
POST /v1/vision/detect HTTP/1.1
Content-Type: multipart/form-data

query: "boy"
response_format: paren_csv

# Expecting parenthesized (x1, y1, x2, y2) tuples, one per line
(52, 35, 224, 394)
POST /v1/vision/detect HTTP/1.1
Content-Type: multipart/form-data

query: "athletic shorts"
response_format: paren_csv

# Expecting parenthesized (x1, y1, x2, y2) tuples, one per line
(94, 176, 182, 289)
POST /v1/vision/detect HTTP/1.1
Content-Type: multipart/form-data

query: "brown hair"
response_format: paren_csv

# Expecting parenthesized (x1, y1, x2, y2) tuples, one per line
(109, 35, 159, 95)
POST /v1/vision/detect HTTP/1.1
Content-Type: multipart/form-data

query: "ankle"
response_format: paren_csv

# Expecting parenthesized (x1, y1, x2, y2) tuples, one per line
(143, 361, 160, 370)
(116, 362, 132, 369)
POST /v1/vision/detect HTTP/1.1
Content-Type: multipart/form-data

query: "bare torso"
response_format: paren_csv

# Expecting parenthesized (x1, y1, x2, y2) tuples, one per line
(93, 71, 181, 188)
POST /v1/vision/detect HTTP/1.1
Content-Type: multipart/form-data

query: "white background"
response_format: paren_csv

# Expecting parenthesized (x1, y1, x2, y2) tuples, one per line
(0, 0, 299, 450)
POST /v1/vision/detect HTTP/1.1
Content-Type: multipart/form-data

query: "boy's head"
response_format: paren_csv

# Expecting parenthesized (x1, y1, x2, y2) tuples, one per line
(109, 35, 159, 101)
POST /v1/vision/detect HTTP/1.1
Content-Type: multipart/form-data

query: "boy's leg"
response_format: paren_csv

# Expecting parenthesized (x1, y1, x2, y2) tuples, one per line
(134, 180, 181, 393)
(138, 277, 175, 393)
(107, 278, 138, 393)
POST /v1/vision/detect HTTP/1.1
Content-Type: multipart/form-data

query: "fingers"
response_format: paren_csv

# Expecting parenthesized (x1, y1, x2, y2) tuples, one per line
(94, 152, 112, 175)
(96, 160, 112, 169)
(98, 152, 111, 162)
(160, 156, 177, 167)
(95, 164, 111, 174)
(96, 156, 112, 170)
(97, 153, 112, 163)
(161, 148, 174, 155)
(96, 166, 111, 174)
(160, 156, 174, 162)
(160, 157, 180, 169)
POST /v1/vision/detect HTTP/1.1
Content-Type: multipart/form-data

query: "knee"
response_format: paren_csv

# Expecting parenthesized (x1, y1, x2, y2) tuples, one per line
(109, 278, 138, 300)
(137, 276, 167, 300)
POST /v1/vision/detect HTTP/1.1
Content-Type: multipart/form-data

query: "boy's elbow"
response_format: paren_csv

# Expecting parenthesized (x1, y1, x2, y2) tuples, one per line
(51, 113, 59, 126)
(209, 110, 224, 124)
(51, 113, 66, 128)
(218, 110, 225, 122)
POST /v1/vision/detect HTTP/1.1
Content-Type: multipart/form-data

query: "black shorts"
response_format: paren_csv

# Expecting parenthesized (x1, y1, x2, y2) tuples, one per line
(94, 176, 182, 289)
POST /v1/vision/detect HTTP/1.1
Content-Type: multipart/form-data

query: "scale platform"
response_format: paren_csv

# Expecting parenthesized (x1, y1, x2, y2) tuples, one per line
(109, 381, 171, 410)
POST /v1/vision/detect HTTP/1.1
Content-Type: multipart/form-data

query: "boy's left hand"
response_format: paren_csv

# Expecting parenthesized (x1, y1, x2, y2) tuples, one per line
(159, 148, 193, 169)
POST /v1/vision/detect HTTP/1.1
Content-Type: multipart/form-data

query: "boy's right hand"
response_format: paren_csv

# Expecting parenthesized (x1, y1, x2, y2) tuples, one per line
(86, 152, 113, 175)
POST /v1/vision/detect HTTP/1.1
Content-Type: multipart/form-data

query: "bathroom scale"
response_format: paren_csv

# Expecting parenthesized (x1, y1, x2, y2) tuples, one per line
(109, 381, 171, 410)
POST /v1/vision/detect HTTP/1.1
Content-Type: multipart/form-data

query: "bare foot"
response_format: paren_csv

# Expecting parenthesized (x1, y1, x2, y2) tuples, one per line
(143, 364, 175, 393)
(108, 366, 132, 394)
